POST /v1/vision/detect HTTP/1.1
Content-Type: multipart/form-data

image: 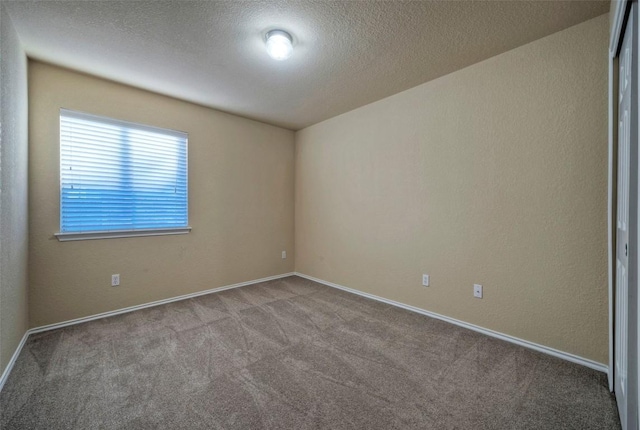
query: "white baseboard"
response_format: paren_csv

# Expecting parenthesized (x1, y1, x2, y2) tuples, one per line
(295, 272, 608, 374)
(0, 272, 295, 393)
(30, 272, 295, 334)
(1, 270, 606, 394)
(0, 330, 30, 393)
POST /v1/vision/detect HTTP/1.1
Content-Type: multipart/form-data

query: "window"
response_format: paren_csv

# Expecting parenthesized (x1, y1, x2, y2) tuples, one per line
(57, 109, 190, 241)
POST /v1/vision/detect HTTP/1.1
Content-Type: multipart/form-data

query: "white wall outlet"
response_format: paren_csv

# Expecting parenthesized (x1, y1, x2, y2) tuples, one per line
(473, 284, 483, 299)
(111, 274, 120, 287)
(282, 250, 287, 259)
(422, 274, 429, 287)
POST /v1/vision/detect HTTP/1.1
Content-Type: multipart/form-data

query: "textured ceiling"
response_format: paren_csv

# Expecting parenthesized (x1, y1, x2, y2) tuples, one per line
(5, 1, 609, 130)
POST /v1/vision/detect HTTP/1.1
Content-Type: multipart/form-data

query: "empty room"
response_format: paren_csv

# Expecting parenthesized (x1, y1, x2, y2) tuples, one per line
(0, 0, 635, 428)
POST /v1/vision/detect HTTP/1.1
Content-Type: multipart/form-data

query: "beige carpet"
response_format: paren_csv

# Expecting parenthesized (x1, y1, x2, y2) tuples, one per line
(0, 275, 620, 429)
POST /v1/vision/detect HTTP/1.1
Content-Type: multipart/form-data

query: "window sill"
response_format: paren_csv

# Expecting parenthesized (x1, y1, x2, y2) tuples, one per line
(55, 227, 192, 242)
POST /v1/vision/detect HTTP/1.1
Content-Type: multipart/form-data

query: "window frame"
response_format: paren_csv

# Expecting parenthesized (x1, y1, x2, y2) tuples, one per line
(55, 109, 191, 241)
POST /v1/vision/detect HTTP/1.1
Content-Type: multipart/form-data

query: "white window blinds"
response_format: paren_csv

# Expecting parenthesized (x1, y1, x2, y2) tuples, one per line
(60, 109, 188, 235)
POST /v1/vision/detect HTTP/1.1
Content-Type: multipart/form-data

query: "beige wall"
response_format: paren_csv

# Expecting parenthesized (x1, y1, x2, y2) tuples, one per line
(295, 15, 609, 363)
(0, 5, 30, 374)
(29, 61, 295, 327)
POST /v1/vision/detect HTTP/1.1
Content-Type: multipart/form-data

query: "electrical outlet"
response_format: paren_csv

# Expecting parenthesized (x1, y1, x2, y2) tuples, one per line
(282, 250, 287, 259)
(422, 274, 429, 287)
(473, 284, 483, 299)
(111, 274, 120, 287)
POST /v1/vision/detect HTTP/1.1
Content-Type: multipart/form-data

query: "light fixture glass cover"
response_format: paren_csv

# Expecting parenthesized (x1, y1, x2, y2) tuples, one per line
(266, 30, 293, 60)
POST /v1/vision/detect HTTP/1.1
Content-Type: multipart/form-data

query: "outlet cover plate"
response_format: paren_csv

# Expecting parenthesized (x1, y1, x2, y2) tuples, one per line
(422, 274, 429, 287)
(112, 274, 120, 287)
(473, 284, 483, 298)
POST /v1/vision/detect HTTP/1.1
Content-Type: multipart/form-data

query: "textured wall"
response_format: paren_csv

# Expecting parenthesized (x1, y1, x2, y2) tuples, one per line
(29, 62, 295, 327)
(0, 5, 30, 374)
(295, 15, 609, 363)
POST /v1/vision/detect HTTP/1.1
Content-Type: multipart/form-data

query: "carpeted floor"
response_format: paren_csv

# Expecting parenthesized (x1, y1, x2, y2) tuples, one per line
(0, 275, 620, 429)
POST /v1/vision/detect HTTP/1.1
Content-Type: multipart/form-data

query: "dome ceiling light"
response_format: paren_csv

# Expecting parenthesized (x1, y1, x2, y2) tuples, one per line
(265, 30, 293, 61)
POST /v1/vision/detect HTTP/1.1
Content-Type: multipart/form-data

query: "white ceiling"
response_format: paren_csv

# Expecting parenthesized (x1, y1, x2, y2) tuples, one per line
(5, 1, 609, 130)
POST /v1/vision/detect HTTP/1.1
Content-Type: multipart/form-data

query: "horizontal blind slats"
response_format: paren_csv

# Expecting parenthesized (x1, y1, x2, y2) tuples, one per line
(60, 110, 188, 233)
(60, 142, 186, 163)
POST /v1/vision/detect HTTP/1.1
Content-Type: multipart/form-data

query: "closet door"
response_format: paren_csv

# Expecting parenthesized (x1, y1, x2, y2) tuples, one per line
(616, 3, 639, 429)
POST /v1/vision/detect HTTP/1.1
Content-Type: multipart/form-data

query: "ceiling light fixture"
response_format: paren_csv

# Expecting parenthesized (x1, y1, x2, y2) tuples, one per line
(265, 30, 293, 61)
